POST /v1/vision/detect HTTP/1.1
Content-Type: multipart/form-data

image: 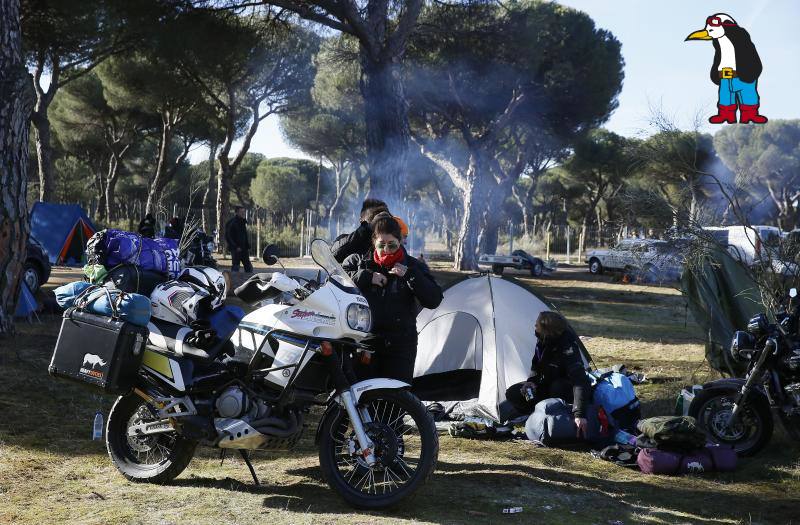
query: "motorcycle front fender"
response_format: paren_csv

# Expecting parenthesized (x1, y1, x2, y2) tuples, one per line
(349, 378, 410, 403)
(313, 378, 410, 445)
(694, 377, 771, 407)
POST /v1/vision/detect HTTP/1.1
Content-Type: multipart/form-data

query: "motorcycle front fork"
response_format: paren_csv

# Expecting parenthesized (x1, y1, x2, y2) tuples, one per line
(730, 340, 775, 423)
(338, 390, 377, 466)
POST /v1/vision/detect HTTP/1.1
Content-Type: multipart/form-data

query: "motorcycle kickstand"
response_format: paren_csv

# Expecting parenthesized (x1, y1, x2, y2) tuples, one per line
(238, 450, 260, 486)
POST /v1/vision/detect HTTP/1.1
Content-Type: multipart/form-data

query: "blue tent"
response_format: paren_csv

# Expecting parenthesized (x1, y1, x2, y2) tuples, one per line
(14, 282, 38, 320)
(30, 202, 96, 266)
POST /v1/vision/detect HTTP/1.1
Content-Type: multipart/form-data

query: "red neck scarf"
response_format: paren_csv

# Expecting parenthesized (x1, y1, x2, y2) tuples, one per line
(373, 245, 405, 269)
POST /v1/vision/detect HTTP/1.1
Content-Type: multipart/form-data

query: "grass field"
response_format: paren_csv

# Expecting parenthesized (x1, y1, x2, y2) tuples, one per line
(1, 266, 799, 524)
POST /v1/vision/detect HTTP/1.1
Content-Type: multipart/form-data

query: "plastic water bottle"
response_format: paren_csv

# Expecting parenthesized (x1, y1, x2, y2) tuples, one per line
(92, 411, 104, 441)
(614, 429, 636, 446)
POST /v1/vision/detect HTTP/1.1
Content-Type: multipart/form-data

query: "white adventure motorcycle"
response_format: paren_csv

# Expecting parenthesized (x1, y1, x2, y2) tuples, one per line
(105, 239, 438, 509)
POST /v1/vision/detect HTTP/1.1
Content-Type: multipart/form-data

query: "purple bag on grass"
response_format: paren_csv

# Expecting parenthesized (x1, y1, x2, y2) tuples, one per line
(637, 444, 736, 475)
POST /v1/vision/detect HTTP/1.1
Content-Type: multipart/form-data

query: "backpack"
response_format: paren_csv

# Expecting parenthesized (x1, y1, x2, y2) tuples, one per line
(590, 371, 641, 432)
(524, 398, 611, 446)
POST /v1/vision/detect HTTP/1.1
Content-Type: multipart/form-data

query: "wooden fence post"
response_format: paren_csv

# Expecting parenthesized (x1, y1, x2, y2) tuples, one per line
(546, 231, 551, 261)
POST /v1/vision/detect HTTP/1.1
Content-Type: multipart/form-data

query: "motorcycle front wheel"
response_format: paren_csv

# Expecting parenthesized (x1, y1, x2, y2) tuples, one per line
(689, 389, 773, 456)
(318, 389, 438, 509)
(106, 393, 197, 483)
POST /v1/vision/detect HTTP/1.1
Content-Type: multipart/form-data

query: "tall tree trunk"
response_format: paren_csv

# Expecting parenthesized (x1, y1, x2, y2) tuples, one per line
(215, 162, 231, 254)
(359, 56, 409, 210)
(105, 153, 123, 223)
(202, 143, 217, 232)
(0, 0, 35, 333)
(31, 109, 55, 202)
(454, 154, 485, 271)
(327, 163, 352, 240)
(145, 117, 173, 215)
(96, 170, 107, 223)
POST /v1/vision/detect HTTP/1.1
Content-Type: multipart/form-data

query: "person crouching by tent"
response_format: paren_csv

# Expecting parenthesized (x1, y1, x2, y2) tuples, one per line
(342, 213, 443, 383)
(500, 312, 592, 438)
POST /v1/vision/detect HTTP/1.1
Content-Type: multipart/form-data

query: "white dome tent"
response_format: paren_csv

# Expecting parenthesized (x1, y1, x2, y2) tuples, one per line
(413, 274, 591, 422)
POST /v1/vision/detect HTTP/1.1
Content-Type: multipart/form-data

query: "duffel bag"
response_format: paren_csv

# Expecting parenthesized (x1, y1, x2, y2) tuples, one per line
(87, 229, 181, 278)
(525, 398, 611, 446)
(77, 287, 151, 327)
(591, 371, 641, 432)
(54, 281, 93, 309)
(637, 444, 736, 475)
(104, 264, 168, 296)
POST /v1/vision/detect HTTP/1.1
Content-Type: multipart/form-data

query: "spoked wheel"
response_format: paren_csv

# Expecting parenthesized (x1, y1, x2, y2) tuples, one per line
(690, 390, 772, 456)
(319, 389, 438, 509)
(106, 394, 197, 483)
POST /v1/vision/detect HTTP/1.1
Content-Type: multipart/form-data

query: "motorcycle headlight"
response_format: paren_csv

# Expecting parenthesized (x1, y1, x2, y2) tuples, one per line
(746, 313, 768, 337)
(730, 330, 756, 362)
(347, 303, 371, 332)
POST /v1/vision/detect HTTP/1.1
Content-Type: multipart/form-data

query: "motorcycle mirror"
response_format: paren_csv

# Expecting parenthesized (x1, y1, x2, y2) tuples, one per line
(262, 244, 280, 266)
(791, 288, 798, 298)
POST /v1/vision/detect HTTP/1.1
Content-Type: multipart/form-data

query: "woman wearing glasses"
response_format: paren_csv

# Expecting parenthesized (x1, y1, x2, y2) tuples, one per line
(342, 212, 443, 382)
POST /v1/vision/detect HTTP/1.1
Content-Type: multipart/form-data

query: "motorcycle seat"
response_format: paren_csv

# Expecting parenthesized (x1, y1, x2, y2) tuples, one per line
(234, 273, 281, 304)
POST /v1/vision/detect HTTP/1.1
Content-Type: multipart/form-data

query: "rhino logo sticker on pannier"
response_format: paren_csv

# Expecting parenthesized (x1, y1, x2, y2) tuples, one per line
(686, 461, 705, 474)
(80, 354, 107, 379)
(83, 354, 107, 369)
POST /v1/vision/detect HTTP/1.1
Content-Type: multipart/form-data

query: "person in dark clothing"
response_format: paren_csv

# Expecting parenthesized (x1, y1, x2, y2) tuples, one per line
(342, 212, 443, 383)
(138, 213, 157, 238)
(501, 311, 592, 437)
(332, 198, 389, 263)
(225, 206, 252, 272)
(164, 217, 183, 240)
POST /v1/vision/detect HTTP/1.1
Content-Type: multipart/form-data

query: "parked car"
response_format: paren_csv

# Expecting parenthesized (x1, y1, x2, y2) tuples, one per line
(585, 238, 683, 281)
(25, 236, 51, 293)
(478, 249, 548, 277)
(705, 225, 798, 275)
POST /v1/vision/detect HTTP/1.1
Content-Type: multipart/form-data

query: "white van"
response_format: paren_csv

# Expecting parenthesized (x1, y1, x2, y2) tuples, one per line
(704, 225, 782, 266)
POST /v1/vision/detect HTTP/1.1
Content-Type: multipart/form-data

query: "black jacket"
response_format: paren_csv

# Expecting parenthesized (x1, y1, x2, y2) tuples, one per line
(138, 217, 156, 238)
(710, 27, 762, 85)
(342, 248, 443, 343)
(332, 222, 373, 263)
(225, 216, 249, 251)
(529, 329, 591, 418)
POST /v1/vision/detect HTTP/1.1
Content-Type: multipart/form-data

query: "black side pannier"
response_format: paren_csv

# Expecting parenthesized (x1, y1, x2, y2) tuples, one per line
(49, 309, 148, 395)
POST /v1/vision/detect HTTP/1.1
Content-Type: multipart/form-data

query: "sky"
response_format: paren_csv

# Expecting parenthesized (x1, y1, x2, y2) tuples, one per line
(188, 0, 800, 164)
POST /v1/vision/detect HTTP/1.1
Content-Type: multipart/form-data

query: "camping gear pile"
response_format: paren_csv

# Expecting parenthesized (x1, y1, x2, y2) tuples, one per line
(50, 227, 244, 393)
(86, 229, 182, 281)
(594, 415, 738, 475)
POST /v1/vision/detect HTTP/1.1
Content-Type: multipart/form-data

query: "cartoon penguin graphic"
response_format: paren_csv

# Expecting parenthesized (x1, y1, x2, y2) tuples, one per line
(686, 13, 767, 124)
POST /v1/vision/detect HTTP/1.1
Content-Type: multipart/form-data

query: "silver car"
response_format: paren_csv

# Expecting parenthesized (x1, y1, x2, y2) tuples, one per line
(585, 239, 684, 281)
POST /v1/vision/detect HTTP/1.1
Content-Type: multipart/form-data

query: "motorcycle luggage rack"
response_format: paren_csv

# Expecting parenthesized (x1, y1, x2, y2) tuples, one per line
(240, 327, 367, 404)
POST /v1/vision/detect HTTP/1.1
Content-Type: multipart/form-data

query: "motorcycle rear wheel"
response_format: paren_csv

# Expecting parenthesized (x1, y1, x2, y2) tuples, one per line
(106, 393, 197, 483)
(318, 389, 438, 509)
(689, 389, 773, 456)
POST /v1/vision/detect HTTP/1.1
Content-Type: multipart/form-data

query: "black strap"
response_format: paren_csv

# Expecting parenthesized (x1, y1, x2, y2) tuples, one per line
(706, 447, 717, 471)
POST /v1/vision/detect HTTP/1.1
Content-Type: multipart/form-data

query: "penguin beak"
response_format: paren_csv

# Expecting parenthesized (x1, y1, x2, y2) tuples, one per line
(685, 29, 712, 41)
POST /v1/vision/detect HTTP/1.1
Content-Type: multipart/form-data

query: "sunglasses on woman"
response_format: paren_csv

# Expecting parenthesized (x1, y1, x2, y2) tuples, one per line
(376, 241, 399, 250)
